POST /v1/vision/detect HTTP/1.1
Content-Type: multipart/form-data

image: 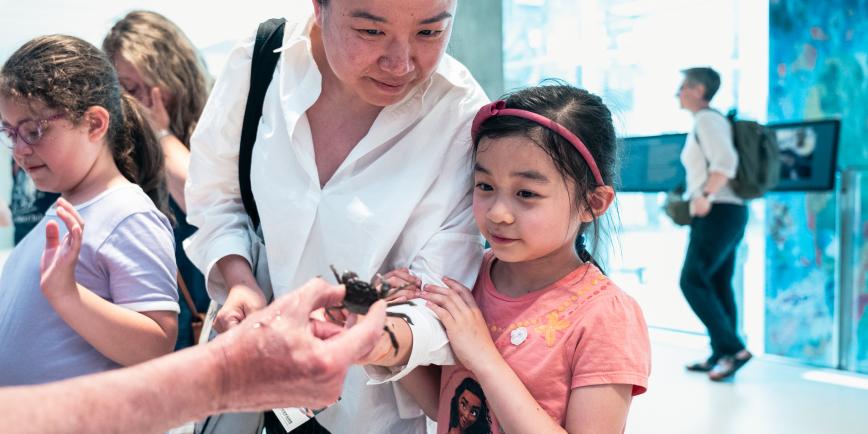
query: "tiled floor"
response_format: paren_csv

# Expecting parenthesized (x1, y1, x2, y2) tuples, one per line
(626, 330, 868, 434)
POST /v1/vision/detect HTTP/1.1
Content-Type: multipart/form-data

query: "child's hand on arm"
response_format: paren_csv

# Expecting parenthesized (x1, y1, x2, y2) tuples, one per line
(423, 278, 571, 434)
(418, 277, 499, 374)
(39, 198, 83, 301)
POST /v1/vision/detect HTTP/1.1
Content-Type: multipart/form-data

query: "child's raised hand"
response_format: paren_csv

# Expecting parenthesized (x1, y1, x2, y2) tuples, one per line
(419, 277, 499, 374)
(39, 198, 84, 301)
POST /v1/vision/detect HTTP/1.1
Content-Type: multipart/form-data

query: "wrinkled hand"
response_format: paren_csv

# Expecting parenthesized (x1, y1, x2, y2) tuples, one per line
(379, 268, 422, 303)
(214, 284, 268, 333)
(419, 277, 498, 374)
(39, 198, 83, 301)
(690, 196, 712, 217)
(213, 278, 386, 412)
(143, 86, 171, 133)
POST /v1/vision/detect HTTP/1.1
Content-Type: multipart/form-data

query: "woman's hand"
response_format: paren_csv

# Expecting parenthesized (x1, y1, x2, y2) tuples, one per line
(214, 284, 268, 333)
(144, 86, 171, 133)
(419, 277, 499, 374)
(40, 198, 83, 302)
(690, 195, 712, 217)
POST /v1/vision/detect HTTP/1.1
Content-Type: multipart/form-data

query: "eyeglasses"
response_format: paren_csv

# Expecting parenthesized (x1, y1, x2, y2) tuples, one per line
(0, 113, 66, 150)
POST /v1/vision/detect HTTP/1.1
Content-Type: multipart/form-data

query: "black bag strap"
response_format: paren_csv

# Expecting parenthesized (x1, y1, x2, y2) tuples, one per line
(239, 18, 286, 230)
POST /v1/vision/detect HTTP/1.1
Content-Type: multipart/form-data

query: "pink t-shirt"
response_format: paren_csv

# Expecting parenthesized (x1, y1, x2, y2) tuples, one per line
(437, 252, 651, 433)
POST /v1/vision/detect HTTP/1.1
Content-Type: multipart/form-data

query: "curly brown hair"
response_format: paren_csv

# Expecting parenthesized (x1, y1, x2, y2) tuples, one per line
(103, 10, 211, 147)
(0, 34, 168, 215)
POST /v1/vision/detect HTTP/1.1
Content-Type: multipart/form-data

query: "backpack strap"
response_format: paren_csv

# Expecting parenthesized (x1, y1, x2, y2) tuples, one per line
(239, 18, 286, 230)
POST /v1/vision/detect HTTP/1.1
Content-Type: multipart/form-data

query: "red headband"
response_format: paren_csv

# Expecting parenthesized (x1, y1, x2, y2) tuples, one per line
(471, 100, 605, 186)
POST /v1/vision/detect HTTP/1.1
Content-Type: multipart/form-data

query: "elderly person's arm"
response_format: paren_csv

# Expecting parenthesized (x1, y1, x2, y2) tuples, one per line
(0, 279, 386, 434)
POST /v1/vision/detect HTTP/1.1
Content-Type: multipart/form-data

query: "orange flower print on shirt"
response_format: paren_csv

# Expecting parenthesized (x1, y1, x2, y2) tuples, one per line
(536, 311, 570, 347)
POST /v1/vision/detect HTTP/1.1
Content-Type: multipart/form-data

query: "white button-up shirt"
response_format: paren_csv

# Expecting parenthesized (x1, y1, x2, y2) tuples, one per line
(681, 109, 742, 204)
(184, 18, 489, 434)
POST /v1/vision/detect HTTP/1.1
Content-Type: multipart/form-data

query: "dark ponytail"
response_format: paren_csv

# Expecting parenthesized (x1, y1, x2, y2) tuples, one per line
(117, 93, 170, 217)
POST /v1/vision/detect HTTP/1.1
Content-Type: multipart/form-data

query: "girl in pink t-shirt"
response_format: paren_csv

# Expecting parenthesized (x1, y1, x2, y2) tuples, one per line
(403, 84, 652, 434)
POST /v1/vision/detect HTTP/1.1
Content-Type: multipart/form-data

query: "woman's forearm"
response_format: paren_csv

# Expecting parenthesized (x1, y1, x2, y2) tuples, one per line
(46, 283, 177, 365)
(216, 254, 260, 290)
(161, 134, 191, 213)
(398, 365, 441, 419)
(703, 171, 730, 195)
(364, 317, 413, 367)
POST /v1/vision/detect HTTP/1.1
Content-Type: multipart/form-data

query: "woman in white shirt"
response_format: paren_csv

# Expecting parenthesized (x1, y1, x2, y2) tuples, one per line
(184, 0, 488, 433)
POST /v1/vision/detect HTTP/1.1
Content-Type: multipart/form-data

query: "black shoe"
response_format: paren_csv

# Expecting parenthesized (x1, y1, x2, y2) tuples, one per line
(708, 350, 752, 381)
(686, 354, 719, 372)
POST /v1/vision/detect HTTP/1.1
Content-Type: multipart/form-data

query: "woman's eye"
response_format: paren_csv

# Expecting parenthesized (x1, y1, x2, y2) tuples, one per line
(475, 182, 493, 191)
(418, 29, 443, 37)
(517, 190, 538, 199)
(358, 29, 382, 36)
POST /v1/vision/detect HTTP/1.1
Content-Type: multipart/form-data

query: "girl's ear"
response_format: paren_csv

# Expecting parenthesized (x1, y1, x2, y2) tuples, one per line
(83, 106, 110, 143)
(580, 186, 615, 223)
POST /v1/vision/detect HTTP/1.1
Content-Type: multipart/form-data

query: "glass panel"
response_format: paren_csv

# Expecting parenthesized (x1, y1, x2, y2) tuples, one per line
(764, 192, 838, 367)
(849, 171, 868, 373)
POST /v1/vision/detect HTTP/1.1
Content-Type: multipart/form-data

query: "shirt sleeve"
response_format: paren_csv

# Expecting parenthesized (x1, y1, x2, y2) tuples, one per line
(99, 212, 179, 313)
(362, 107, 486, 383)
(570, 292, 651, 396)
(183, 32, 257, 304)
(695, 111, 739, 178)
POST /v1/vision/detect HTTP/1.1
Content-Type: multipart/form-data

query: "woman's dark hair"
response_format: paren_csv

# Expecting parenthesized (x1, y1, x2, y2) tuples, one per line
(0, 35, 168, 215)
(103, 10, 211, 146)
(472, 82, 618, 271)
(449, 377, 492, 434)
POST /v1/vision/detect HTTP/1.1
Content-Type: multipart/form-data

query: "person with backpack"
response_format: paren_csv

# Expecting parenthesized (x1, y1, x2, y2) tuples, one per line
(184, 0, 489, 432)
(676, 67, 753, 381)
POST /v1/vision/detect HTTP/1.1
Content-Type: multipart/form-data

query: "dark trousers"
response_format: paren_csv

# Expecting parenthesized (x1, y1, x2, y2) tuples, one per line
(680, 203, 749, 357)
(264, 411, 331, 434)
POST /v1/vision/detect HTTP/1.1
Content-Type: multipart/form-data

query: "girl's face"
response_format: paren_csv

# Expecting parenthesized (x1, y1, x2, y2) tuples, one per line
(0, 98, 103, 195)
(313, 0, 456, 107)
(472, 135, 583, 264)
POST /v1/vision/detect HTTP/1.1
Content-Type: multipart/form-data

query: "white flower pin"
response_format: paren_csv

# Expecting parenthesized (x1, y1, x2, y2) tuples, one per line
(510, 327, 528, 346)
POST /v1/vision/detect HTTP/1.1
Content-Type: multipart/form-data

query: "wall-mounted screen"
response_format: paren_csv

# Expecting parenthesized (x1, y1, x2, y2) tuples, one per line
(618, 133, 687, 192)
(768, 119, 840, 191)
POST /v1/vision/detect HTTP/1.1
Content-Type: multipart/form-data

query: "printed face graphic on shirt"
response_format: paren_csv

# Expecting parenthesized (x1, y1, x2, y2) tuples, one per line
(457, 390, 482, 430)
(449, 377, 492, 434)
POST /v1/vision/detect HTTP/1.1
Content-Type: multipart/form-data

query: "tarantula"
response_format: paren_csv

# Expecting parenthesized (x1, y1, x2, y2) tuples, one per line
(327, 265, 416, 355)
